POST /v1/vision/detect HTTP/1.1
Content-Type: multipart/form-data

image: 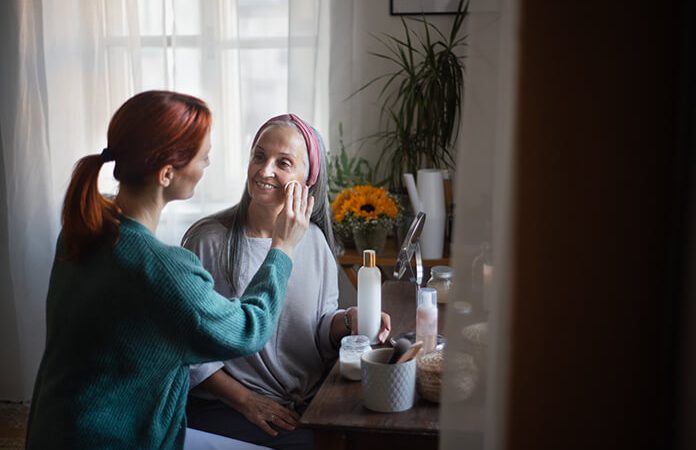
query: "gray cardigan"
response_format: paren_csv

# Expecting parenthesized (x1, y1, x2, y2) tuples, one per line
(185, 221, 341, 410)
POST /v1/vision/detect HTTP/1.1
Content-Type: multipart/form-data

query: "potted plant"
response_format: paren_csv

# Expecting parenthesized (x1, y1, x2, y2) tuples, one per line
(331, 185, 402, 256)
(328, 123, 388, 250)
(355, 0, 469, 190)
(328, 123, 384, 200)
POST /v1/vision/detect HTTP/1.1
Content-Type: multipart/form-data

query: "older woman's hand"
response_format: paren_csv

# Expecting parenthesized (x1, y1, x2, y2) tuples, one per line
(347, 308, 392, 344)
(271, 182, 314, 258)
(236, 388, 299, 436)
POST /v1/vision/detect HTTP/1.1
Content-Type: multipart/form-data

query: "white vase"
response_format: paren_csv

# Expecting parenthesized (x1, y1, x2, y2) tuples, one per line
(416, 169, 446, 259)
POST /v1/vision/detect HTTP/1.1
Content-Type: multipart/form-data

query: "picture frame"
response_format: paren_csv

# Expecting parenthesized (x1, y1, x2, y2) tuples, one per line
(390, 0, 463, 15)
(390, 0, 498, 15)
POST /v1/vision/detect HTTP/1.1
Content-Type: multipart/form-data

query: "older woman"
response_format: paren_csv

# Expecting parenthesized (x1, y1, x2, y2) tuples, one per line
(182, 114, 391, 450)
(25, 92, 312, 450)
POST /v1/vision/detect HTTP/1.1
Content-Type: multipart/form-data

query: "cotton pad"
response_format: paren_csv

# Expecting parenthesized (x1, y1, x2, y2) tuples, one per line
(284, 180, 302, 192)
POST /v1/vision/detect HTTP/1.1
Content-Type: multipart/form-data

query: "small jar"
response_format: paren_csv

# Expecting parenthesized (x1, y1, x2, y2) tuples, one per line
(426, 265, 453, 304)
(339, 335, 371, 380)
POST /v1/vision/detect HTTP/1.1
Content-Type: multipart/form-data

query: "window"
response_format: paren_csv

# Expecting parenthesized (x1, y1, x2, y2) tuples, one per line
(93, 0, 324, 243)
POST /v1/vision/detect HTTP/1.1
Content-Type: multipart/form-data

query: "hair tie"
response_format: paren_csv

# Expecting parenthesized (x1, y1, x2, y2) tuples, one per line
(100, 147, 115, 162)
(252, 113, 320, 187)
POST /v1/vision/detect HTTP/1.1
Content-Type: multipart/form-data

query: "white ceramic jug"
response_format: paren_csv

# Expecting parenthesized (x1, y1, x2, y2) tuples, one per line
(403, 169, 446, 259)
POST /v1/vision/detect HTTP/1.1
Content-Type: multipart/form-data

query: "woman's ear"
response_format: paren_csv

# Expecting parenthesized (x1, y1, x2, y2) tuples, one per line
(158, 165, 174, 188)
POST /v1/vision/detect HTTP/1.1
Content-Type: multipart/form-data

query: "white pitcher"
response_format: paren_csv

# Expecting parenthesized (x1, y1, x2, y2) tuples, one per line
(403, 169, 446, 259)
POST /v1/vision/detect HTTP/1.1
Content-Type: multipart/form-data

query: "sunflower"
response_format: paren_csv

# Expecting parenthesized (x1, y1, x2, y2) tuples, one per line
(331, 185, 401, 230)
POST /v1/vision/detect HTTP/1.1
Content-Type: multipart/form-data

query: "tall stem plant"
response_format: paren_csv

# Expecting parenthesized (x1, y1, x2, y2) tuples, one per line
(356, 0, 468, 190)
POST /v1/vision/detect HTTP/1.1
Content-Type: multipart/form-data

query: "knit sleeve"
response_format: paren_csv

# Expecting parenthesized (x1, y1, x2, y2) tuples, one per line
(121, 235, 292, 365)
(180, 248, 292, 364)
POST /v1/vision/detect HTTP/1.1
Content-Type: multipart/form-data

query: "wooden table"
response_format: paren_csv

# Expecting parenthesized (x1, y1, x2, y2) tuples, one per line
(337, 238, 450, 288)
(299, 281, 446, 450)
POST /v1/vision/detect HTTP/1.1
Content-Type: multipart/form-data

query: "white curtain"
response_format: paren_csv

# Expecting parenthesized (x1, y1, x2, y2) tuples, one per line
(439, 0, 518, 449)
(326, 1, 514, 448)
(0, 0, 57, 402)
(0, 0, 328, 401)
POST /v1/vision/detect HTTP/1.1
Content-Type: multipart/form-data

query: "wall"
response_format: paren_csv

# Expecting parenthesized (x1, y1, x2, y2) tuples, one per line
(329, 0, 500, 252)
(330, 1, 460, 167)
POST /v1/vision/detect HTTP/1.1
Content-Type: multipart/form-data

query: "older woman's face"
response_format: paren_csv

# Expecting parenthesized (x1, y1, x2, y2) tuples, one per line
(247, 125, 308, 207)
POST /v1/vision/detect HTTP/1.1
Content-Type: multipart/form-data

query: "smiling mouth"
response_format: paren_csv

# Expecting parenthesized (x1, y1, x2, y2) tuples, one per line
(254, 180, 279, 190)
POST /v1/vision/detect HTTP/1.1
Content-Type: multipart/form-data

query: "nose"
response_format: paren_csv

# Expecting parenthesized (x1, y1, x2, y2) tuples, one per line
(257, 160, 275, 178)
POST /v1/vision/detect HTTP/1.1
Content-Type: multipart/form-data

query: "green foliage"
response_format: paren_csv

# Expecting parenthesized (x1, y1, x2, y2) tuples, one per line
(354, 0, 468, 190)
(327, 123, 387, 200)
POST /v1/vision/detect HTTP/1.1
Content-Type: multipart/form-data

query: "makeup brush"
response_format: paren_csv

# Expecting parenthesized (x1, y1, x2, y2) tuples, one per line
(395, 340, 423, 364)
(387, 338, 411, 364)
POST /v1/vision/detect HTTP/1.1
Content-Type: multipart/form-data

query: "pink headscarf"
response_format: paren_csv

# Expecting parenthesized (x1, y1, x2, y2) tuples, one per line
(251, 113, 321, 187)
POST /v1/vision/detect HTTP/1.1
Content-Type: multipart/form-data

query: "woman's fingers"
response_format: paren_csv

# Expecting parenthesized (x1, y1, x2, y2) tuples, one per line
(253, 417, 277, 436)
(284, 181, 296, 215)
(349, 309, 391, 342)
(283, 182, 314, 220)
(305, 194, 315, 221)
(271, 182, 312, 256)
(349, 307, 359, 335)
(284, 182, 312, 220)
(251, 401, 299, 436)
(377, 312, 392, 343)
(272, 412, 297, 431)
(294, 182, 303, 213)
(284, 180, 301, 192)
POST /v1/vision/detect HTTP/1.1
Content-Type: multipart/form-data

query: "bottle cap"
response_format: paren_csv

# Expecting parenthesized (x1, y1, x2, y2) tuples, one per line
(362, 249, 376, 267)
(430, 265, 453, 279)
(418, 287, 437, 306)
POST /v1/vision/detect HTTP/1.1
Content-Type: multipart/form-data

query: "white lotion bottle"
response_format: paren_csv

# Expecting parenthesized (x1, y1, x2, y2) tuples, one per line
(357, 249, 381, 344)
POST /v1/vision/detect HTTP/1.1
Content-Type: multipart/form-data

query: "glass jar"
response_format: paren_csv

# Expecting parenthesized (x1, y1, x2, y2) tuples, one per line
(426, 265, 453, 304)
(339, 335, 371, 380)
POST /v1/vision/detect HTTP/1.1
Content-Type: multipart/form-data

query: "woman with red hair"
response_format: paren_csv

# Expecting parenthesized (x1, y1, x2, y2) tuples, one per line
(25, 91, 312, 450)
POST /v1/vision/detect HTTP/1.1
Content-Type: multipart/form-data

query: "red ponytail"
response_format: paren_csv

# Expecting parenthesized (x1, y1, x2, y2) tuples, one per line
(61, 155, 121, 261)
(61, 91, 211, 261)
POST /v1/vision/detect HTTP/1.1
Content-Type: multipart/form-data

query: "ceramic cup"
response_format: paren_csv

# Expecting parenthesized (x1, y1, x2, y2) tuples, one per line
(361, 348, 416, 412)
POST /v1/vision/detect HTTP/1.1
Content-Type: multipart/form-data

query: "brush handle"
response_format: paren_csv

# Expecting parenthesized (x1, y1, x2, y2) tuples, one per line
(396, 341, 423, 363)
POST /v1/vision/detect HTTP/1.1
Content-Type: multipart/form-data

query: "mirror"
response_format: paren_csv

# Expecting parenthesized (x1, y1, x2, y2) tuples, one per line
(393, 212, 426, 285)
(390, 212, 447, 350)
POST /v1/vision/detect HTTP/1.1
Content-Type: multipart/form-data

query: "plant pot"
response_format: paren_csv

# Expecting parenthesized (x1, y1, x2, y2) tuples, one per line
(391, 191, 415, 247)
(352, 223, 389, 256)
(334, 222, 355, 250)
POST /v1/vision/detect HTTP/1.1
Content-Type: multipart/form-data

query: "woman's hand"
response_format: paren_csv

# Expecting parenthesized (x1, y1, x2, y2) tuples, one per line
(200, 369, 299, 437)
(271, 182, 314, 258)
(236, 389, 299, 437)
(345, 307, 392, 344)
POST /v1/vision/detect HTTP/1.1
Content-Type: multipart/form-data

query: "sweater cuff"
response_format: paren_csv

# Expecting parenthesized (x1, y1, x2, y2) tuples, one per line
(267, 248, 293, 276)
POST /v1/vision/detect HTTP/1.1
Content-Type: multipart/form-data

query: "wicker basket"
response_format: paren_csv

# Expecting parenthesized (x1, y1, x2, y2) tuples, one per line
(416, 351, 444, 403)
(416, 322, 487, 403)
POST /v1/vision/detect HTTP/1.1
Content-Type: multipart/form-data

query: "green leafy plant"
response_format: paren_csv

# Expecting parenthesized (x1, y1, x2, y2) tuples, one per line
(327, 123, 386, 200)
(355, 0, 468, 190)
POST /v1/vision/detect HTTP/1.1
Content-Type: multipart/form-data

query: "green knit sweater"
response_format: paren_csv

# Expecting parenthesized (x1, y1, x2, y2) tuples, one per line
(26, 217, 292, 449)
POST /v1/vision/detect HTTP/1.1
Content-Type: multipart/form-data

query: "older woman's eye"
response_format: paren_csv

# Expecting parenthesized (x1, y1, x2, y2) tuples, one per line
(253, 153, 265, 162)
(278, 159, 292, 169)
